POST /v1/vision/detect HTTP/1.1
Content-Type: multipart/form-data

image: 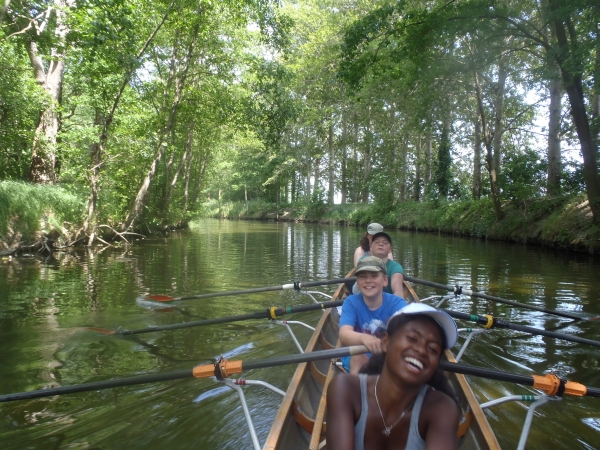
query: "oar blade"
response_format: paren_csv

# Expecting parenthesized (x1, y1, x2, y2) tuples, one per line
(143, 295, 175, 302)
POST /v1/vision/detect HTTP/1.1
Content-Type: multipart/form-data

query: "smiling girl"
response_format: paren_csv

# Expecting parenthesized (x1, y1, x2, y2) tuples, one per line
(328, 303, 460, 450)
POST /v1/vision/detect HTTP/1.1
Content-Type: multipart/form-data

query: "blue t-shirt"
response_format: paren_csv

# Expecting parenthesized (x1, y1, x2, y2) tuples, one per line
(340, 292, 407, 338)
(339, 292, 407, 371)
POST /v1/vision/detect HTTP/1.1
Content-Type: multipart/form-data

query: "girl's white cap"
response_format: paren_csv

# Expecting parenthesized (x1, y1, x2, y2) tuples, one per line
(389, 303, 458, 348)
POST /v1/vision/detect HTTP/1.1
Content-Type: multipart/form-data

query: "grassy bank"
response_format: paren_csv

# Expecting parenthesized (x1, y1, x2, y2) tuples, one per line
(3, 181, 598, 255)
(0, 181, 85, 251)
(200, 195, 600, 254)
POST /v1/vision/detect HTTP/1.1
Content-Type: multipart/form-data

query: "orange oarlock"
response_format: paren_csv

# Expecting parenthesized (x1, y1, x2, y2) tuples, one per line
(532, 374, 587, 397)
(192, 359, 243, 379)
(532, 374, 561, 395)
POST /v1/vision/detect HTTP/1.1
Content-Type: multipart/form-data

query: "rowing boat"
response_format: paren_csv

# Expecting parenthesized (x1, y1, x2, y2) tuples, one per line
(263, 272, 501, 450)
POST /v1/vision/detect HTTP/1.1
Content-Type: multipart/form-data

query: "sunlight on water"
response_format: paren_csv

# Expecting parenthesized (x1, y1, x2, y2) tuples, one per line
(0, 220, 599, 449)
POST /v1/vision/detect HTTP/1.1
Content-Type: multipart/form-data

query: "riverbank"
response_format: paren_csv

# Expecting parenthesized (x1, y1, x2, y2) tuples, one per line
(200, 195, 600, 254)
(3, 180, 598, 255)
(0, 181, 85, 256)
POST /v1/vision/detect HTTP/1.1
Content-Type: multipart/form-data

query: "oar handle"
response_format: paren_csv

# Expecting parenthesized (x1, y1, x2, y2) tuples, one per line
(404, 276, 586, 321)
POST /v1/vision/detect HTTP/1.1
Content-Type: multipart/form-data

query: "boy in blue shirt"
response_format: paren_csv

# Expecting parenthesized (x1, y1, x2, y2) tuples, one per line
(339, 256, 407, 374)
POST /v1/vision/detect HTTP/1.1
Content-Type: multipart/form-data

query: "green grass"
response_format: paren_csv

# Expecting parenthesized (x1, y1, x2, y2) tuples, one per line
(196, 195, 600, 253)
(0, 181, 85, 242)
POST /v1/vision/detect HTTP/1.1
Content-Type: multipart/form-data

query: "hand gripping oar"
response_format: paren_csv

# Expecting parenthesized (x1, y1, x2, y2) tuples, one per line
(444, 309, 600, 348)
(86, 300, 344, 336)
(2, 346, 600, 403)
(145, 277, 357, 303)
(404, 276, 599, 321)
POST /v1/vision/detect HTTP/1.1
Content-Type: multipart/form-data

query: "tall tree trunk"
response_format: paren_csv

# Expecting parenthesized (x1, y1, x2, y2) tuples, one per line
(475, 70, 504, 220)
(328, 123, 335, 204)
(414, 135, 421, 201)
(547, 76, 562, 196)
(27, 0, 73, 183)
(82, 1, 174, 240)
(352, 121, 359, 202)
(492, 62, 507, 177)
(191, 147, 209, 205)
(0, 0, 10, 26)
(341, 108, 348, 204)
(314, 156, 321, 199)
(122, 19, 199, 231)
(424, 130, 432, 189)
(472, 118, 482, 199)
(399, 138, 407, 202)
(291, 174, 296, 203)
(182, 151, 194, 216)
(550, 12, 600, 223)
(276, 182, 280, 218)
(161, 29, 182, 201)
(436, 117, 452, 199)
(361, 116, 372, 203)
(590, 24, 599, 156)
(306, 157, 312, 199)
(162, 127, 193, 214)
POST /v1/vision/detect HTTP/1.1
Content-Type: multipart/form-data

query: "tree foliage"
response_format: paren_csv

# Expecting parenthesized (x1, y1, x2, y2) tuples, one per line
(1, 0, 598, 234)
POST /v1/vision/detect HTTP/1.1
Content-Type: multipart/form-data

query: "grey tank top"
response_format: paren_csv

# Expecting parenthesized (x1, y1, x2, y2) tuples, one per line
(354, 374, 428, 450)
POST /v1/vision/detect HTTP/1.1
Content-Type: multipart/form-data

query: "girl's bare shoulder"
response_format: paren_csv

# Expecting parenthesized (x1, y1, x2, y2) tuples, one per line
(423, 387, 460, 417)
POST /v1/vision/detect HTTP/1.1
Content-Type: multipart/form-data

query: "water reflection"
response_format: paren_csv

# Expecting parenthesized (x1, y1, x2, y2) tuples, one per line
(0, 220, 599, 449)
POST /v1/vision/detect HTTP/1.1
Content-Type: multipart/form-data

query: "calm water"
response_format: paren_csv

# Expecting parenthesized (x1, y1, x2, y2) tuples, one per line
(1, 219, 599, 449)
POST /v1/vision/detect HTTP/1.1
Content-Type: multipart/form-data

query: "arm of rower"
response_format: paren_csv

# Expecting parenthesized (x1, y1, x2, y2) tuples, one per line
(354, 247, 365, 266)
(326, 375, 357, 450)
(423, 395, 460, 450)
(390, 272, 405, 297)
(339, 325, 381, 353)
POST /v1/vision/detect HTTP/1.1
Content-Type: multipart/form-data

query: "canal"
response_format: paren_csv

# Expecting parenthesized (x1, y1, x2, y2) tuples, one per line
(1, 219, 599, 449)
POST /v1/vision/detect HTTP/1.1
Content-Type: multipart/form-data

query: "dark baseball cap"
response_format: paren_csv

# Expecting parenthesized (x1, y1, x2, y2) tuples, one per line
(355, 256, 387, 275)
(371, 231, 392, 245)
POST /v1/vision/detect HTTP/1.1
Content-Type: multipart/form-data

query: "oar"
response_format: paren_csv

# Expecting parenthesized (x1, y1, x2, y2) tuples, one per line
(2, 345, 599, 403)
(404, 276, 599, 321)
(145, 277, 357, 303)
(0, 346, 368, 403)
(84, 300, 344, 336)
(444, 309, 600, 348)
(438, 361, 600, 398)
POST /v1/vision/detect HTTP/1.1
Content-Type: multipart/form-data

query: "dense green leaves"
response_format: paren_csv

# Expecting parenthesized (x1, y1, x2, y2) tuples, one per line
(1, 0, 598, 233)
